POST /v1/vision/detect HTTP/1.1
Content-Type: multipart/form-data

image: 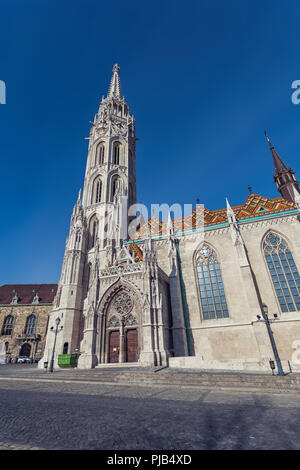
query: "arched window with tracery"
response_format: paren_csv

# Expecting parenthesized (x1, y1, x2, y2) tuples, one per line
(96, 143, 105, 165)
(263, 232, 300, 312)
(93, 178, 102, 204)
(25, 314, 36, 335)
(2, 315, 14, 336)
(113, 143, 120, 165)
(196, 245, 229, 320)
(89, 217, 99, 249)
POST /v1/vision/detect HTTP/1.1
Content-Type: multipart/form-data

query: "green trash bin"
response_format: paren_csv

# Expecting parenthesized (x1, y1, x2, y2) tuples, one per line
(57, 354, 79, 368)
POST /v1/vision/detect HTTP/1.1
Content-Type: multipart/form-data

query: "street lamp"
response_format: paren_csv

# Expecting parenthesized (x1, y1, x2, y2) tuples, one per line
(49, 317, 63, 373)
(261, 303, 284, 376)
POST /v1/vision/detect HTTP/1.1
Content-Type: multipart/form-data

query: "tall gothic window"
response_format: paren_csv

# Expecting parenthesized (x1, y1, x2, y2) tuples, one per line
(113, 143, 120, 165)
(25, 315, 36, 335)
(263, 232, 300, 312)
(2, 315, 14, 335)
(112, 177, 120, 200)
(89, 218, 99, 249)
(97, 143, 105, 165)
(92, 219, 98, 247)
(93, 178, 102, 203)
(196, 245, 229, 320)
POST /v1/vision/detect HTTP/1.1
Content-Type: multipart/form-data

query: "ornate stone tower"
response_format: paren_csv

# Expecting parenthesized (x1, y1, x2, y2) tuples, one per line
(83, 63, 137, 254)
(39, 65, 171, 370)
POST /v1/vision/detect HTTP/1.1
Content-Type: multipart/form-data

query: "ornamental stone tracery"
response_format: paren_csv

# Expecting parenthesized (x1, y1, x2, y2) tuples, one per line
(113, 292, 133, 315)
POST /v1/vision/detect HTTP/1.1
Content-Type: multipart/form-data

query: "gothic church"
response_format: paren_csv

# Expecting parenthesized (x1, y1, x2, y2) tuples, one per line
(40, 65, 300, 373)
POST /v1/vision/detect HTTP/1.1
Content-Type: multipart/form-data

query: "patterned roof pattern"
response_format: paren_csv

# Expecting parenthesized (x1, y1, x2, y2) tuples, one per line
(132, 194, 297, 239)
(128, 243, 143, 262)
(0, 284, 58, 305)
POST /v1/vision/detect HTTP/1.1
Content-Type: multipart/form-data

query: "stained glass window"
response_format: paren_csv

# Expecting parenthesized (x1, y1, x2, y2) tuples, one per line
(196, 245, 229, 320)
(263, 232, 300, 312)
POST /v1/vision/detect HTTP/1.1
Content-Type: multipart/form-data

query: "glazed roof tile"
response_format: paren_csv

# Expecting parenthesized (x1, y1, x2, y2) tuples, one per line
(132, 194, 296, 239)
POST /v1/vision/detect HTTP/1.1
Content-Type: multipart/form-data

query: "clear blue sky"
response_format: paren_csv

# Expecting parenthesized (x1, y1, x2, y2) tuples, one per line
(0, 0, 299, 284)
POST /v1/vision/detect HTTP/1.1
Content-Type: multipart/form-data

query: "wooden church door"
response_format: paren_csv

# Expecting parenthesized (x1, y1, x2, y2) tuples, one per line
(109, 331, 120, 363)
(126, 329, 138, 362)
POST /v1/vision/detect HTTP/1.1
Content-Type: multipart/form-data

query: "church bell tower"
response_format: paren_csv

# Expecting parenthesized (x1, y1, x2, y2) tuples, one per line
(39, 65, 138, 368)
(83, 63, 137, 254)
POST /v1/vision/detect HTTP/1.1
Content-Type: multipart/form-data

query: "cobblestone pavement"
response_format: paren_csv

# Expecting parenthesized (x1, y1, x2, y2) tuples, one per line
(0, 367, 300, 450)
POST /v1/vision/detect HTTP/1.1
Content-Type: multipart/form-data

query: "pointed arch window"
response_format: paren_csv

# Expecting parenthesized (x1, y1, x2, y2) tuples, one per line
(112, 177, 120, 200)
(25, 315, 36, 335)
(263, 232, 300, 312)
(196, 245, 229, 320)
(113, 143, 120, 165)
(93, 178, 102, 204)
(2, 315, 14, 336)
(92, 220, 98, 247)
(89, 218, 99, 249)
(96, 143, 105, 165)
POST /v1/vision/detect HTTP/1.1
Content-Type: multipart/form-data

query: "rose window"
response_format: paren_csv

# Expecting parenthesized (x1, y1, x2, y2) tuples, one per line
(114, 292, 133, 315)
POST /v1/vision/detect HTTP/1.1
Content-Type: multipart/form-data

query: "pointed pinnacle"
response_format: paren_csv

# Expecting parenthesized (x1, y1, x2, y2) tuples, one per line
(108, 63, 121, 98)
(264, 130, 274, 149)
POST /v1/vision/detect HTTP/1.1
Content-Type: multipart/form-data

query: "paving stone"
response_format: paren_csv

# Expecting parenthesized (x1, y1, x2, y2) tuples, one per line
(0, 372, 300, 449)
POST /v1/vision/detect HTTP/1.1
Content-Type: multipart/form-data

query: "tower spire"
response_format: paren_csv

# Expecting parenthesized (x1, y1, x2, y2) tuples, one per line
(264, 131, 300, 202)
(107, 64, 122, 99)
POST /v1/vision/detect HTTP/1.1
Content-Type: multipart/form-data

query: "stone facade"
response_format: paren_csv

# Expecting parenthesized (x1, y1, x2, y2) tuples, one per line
(0, 284, 57, 362)
(39, 65, 300, 373)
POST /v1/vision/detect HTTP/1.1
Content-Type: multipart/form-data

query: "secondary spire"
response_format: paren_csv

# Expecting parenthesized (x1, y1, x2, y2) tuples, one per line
(264, 131, 300, 202)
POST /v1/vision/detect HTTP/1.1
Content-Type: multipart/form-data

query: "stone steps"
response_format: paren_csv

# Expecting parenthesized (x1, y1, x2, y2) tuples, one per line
(86, 367, 300, 392)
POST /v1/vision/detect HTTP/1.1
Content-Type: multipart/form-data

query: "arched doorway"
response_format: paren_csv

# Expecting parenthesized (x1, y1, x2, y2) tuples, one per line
(20, 343, 31, 357)
(106, 306, 139, 364)
(97, 282, 142, 365)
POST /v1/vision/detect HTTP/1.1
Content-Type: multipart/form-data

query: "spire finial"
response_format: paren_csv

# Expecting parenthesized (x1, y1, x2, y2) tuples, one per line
(108, 63, 122, 98)
(264, 130, 273, 148)
(113, 63, 120, 73)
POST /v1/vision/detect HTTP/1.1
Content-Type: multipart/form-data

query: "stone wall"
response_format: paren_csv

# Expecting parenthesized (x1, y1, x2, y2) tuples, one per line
(0, 305, 52, 361)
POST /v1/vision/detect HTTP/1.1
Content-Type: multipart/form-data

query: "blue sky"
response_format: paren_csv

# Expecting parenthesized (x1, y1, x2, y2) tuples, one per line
(0, 0, 299, 284)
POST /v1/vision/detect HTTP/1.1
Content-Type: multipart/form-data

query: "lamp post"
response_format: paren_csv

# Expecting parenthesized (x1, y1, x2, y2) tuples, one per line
(49, 317, 63, 373)
(261, 304, 284, 376)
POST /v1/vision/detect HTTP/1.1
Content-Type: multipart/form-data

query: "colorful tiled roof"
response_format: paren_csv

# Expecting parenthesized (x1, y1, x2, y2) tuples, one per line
(132, 194, 297, 239)
(0, 284, 58, 305)
(128, 243, 143, 261)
